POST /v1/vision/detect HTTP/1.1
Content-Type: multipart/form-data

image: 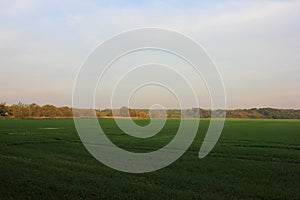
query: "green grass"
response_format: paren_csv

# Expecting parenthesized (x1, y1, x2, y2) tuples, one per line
(0, 118, 299, 199)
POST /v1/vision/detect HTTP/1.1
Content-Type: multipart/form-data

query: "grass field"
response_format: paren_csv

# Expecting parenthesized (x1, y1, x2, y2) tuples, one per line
(0, 118, 299, 199)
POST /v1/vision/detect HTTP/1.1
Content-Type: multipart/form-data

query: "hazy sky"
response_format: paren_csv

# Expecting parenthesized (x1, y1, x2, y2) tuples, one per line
(1, 0, 300, 109)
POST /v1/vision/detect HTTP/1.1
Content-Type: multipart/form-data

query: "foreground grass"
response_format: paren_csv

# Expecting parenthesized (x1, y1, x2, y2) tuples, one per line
(0, 118, 299, 199)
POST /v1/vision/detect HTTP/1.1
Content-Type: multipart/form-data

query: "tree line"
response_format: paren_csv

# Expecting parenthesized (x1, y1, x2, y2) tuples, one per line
(0, 102, 72, 118)
(1, 102, 300, 119)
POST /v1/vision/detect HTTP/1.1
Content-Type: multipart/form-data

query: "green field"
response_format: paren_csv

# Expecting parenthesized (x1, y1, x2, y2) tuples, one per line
(0, 118, 299, 199)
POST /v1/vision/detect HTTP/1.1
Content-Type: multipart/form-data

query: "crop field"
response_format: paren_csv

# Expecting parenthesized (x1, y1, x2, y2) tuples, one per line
(0, 118, 299, 199)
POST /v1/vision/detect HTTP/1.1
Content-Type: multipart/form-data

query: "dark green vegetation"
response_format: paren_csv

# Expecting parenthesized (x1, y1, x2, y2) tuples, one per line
(1, 102, 300, 119)
(0, 118, 299, 199)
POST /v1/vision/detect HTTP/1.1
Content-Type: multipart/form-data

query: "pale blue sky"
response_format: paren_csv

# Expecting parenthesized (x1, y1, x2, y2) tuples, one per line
(1, 0, 300, 109)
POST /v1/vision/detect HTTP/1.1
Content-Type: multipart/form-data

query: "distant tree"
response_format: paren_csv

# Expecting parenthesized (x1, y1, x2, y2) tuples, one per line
(41, 104, 57, 117)
(0, 102, 8, 116)
(119, 106, 129, 117)
(138, 111, 149, 118)
(60, 106, 72, 117)
(8, 102, 31, 118)
(99, 109, 112, 117)
(129, 109, 138, 117)
(29, 103, 41, 116)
